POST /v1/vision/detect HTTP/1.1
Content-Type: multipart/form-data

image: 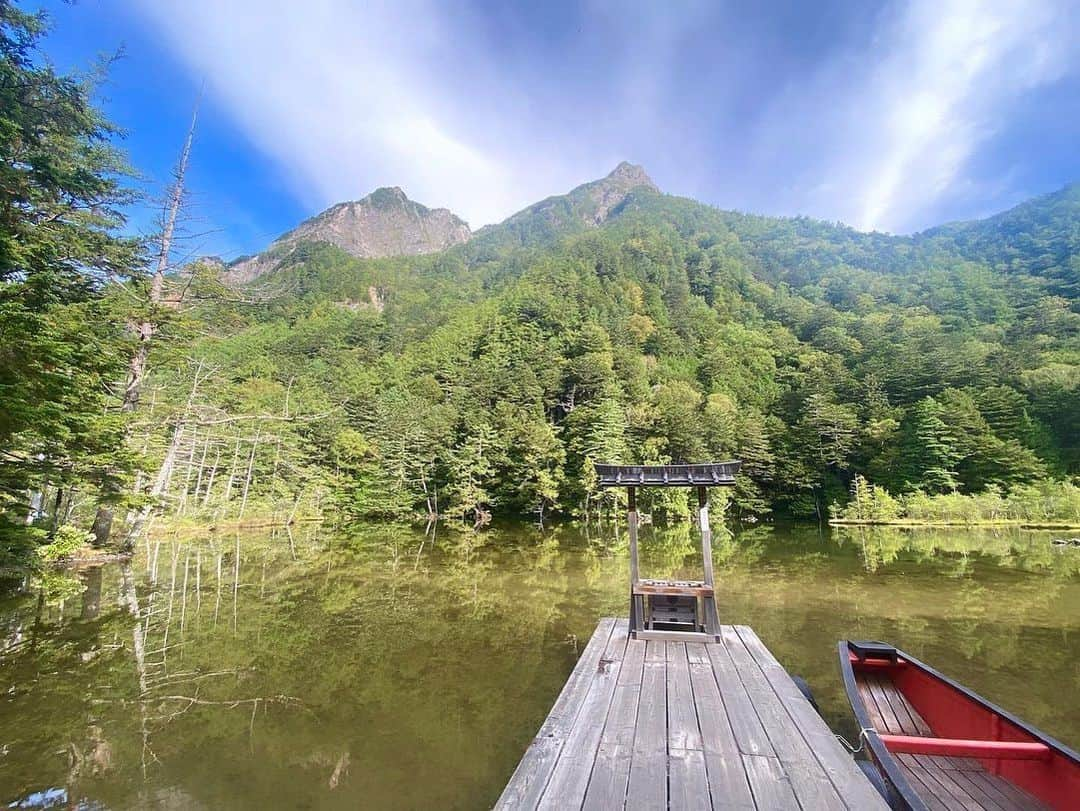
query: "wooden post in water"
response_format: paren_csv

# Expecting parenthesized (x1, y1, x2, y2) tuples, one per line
(697, 485, 721, 636)
(627, 486, 643, 635)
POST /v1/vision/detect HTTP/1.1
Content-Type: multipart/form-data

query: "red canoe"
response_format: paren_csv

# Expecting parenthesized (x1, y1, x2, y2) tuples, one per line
(839, 641, 1080, 810)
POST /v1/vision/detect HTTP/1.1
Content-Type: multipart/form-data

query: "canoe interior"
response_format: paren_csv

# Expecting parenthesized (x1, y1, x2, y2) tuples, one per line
(843, 644, 1080, 810)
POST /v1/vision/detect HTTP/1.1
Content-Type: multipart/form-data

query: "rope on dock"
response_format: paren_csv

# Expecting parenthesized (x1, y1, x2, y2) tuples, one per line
(836, 728, 875, 754)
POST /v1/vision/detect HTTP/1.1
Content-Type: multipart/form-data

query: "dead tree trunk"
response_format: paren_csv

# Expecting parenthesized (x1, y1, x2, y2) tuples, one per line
(238, 429, 260, 521)
(223, 430, 242, 504)
(120, 363, 204, 550)
(177, 427, 199, 517)
(202, 443, 222, 506)
(92, 105, 199, 547)
(123, 106, 197, 414)
(193, 432, 210, 506)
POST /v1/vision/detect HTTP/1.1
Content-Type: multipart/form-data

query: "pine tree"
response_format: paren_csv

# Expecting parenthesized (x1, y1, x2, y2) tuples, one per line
(0, 4, 140, 546)
(899, 398, 959, 493)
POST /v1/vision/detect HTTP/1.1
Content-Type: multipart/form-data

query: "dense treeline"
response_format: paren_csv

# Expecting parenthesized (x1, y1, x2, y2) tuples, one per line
(141, 187, 1079, 528)
(0, 3, 142, 563)
(1, 2, 1078, 559)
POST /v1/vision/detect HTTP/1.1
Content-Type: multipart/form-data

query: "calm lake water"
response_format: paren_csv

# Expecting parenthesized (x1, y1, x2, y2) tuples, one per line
(1, 521, 1077, 809)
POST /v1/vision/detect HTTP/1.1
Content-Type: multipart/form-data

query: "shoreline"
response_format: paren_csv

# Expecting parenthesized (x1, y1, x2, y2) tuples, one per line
(828, 519, 1080, 530)
(147, 515, 326, 537)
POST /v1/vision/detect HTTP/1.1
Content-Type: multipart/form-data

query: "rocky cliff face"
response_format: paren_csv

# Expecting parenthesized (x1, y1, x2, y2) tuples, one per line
(224, 163, 658, 282)
(580, 161, 658, 224)
(227, 187, 471, 282)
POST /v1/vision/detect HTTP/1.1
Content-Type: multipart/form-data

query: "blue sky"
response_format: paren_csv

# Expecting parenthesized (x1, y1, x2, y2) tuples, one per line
(37, 0, 1080, 261)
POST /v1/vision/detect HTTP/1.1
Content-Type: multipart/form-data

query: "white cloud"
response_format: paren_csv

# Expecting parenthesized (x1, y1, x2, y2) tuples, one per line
(128, 0, 603, 227)
(129, 0, 1078, 235)
(795, 0, 1075, 232)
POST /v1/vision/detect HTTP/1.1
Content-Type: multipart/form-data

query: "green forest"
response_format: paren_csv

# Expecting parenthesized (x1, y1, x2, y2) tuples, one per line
(2, 3, 1079, 569)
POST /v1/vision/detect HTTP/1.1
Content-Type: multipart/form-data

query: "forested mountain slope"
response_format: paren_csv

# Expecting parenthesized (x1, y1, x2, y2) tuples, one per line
(139, 168, 1078, 525)
(920, 182, 1080, 298)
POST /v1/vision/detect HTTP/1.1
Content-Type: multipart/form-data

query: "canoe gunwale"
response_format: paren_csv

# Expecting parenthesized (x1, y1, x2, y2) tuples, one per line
(838, 639, 1080, 811)
(838, 641, 929, 811)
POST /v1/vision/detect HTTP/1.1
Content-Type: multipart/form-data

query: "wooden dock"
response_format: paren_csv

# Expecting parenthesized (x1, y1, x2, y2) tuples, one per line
(496, 618, 888, 810)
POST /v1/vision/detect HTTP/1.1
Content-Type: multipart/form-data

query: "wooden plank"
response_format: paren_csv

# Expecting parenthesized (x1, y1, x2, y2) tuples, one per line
(706, 635, 774, 757)
(495, 618, 618, 810)
(913, 752, 1048, 811)
(626, 656, 667, 811)
(897, 753, 984, 811)
(635, 629, 718, 644)
(669, 748, 709, 811)
(666, 643, 709, 809)
(581, 744, 631, 811)
(876, 674, 932, 735)
(582, 634, 646, 811)
(687, 640, 755, 808)
(896, 754, 953, 811)
(733, 626, 890, 810)
(667, 643, 702, 751)
(742, 754, 800, 810)
(960, 769, 1048, 811)
(859, 679, 889, 731)
(601, 683, 643, 749)
(946, 768, 1010, 811)
(704, 753, 756, 810)
(539, 622, 629, 810)
(719, 628, 846, 810)
(688, 657, 740, 756)
(865, 674, 907, 732)
(632, 582, 714, 597)
(617, 636, 647, 686)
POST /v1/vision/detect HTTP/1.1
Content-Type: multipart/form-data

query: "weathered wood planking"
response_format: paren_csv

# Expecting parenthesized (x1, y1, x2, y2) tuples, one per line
(495, 619, 889, 810)
(857, 668, 1048, 811)
(496, 617, 618, 809)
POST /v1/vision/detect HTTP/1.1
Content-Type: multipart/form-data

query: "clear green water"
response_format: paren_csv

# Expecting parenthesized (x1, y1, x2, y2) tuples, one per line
(1, 522, 1077, 809)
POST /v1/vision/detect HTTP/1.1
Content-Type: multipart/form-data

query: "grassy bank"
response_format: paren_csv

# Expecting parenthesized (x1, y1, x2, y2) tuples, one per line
(829, 519, 1080, 529)
(831, 477, 1080, 528)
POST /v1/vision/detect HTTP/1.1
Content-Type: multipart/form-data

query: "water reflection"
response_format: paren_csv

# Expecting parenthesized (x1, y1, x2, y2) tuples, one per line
(0, 522, 1077, 809)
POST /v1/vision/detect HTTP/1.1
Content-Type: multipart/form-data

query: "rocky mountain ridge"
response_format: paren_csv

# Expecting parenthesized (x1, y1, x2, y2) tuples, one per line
(224, 162, 658, 282)
(226, 186, 472, 282)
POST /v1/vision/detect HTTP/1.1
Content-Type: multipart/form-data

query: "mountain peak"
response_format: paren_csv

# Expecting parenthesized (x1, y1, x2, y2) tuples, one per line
(364, 186, 413, 209)
(575, 161, 658, 225)
(604, 161, 656, 190)
(225, 187, 470, 282)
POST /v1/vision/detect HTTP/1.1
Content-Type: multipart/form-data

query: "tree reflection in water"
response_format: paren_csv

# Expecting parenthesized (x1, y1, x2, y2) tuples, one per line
(0, 521, 1077, 809)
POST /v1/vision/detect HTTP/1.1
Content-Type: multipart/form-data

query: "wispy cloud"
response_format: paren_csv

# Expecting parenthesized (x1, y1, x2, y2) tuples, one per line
(776, 0, 1076, 232)
(129, 0, 602, 227)
(129, 0, 1079, 235)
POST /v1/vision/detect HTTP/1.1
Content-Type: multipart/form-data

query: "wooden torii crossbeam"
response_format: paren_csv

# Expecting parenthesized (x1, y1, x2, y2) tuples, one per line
(596, 462, 741, 643)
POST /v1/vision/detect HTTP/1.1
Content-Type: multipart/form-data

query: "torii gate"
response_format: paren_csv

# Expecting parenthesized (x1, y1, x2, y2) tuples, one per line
(595, 462, 741, 644)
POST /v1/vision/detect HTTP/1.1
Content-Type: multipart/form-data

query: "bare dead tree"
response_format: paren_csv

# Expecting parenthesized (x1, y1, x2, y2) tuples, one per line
(124, 104, 197, 413)
(92, 102, 199, 546)
(122, 361, 206, 548)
